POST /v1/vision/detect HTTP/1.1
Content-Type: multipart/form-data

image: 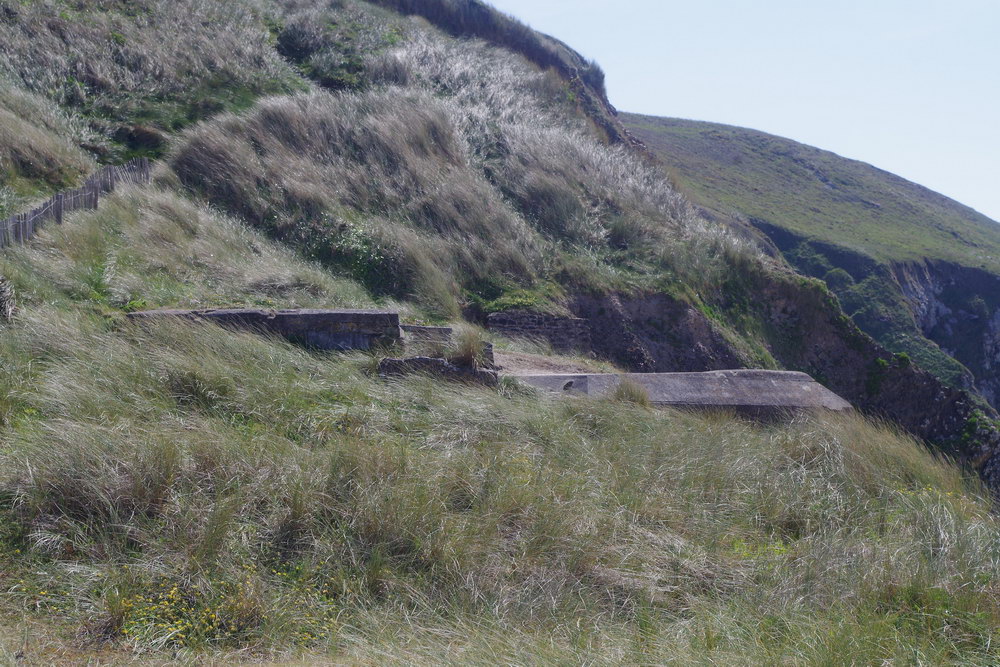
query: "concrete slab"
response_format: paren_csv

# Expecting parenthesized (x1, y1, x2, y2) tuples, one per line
(515, 370, 852, 414)
(127, 308, 401, 351)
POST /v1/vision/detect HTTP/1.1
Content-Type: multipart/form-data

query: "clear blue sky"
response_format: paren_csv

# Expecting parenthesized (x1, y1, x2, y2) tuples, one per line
(487, 0, 1000, 222)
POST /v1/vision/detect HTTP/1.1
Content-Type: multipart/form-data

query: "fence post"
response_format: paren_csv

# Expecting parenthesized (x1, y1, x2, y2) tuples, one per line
(0, 159, 151, 250)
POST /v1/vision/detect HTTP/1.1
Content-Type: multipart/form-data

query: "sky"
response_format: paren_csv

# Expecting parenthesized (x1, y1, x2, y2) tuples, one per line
(486, 0, 1000, 222)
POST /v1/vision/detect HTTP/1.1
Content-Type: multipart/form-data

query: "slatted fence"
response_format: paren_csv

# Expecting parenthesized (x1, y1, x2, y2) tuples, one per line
(0, 157, 152, 249)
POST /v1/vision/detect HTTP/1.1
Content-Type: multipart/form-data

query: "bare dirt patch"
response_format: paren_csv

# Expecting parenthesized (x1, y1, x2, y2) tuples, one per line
(494, 350, 602, 376)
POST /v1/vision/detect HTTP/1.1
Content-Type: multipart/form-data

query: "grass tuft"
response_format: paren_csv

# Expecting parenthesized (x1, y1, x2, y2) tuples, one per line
(610, 377, 651, 407)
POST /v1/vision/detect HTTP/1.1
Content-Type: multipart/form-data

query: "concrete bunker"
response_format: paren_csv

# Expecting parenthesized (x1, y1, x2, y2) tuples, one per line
(127, 308, 402, 351)
(516, 370, 852, 416)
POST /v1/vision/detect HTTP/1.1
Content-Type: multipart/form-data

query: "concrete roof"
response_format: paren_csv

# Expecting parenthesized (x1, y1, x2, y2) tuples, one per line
(515, 370, 852, 412)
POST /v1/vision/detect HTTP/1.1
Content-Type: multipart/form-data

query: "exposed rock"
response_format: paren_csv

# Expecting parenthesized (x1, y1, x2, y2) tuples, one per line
(892, 260, 1000, 408)
(378, 356, 499, 387)
(571, 292, 743, 372)
(564, 278, 1000, 488)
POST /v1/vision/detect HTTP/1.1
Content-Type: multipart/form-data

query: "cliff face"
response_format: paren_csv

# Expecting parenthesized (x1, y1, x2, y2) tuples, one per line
(568, 271, 1000, 486)
(893, 260, 1000, 407)
(622, 114, 1000, 415)
(571, 292, 745, 373)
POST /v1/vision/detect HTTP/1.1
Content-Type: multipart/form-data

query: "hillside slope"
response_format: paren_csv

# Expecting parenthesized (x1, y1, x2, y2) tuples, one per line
(624, 114, 1000, 407)
(2, 1, 1000, 661)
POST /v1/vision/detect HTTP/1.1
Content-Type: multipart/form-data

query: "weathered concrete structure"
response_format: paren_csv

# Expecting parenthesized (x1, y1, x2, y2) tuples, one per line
(127, 309, 401, 350)
(516, 370, 852, 415)
(400, 324, 453, 345)
(379, 356, 499, 386)
(486, 310, 591, 353)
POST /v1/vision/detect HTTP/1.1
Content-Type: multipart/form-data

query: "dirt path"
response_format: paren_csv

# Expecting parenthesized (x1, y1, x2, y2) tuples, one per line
(494, 351, 601, 376)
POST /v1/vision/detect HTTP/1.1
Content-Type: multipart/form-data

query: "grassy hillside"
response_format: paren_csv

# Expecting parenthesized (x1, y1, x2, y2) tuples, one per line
(2, 0, 1000, 661)
(1, 201, 999, 662)
(623, 115, 1000, 271)
(167, 0, 742, 322)
(624, 114, 1000, 397)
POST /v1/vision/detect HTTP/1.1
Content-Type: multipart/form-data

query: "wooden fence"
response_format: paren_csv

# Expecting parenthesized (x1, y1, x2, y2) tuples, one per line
(0, 157, 152, 249)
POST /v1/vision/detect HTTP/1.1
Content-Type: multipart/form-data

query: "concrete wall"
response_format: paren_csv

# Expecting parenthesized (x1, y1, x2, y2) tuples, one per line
(486, 310, 591, 353)
(400, 324, 453, 345)
(128, 309, 401, 351)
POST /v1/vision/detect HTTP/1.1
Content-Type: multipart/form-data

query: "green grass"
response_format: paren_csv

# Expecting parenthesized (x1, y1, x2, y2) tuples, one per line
(623, 115, 1000, 272)
(0, 301, 998, 662)
(625, 114, 1000, 396)
(2, 2, 1000, 662)
(0, 187, 995, 663)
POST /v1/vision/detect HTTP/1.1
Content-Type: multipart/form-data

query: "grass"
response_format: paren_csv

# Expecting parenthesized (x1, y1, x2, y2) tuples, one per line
(0, 185, 382, 317)
(0, 301, 997, 662)
(168, 4, 750, 318)
(0, 79, 96, 216)
(1, 1, 1000, 662)
(610, 377, 651, 407)
(446, 323, 488, 368)
(625, 113, 1000, 400)
(0, 0, 304, 160)
(367, 0, 607, 96)
(0, 172, 995, 663)
(623, 115, 1000, 272)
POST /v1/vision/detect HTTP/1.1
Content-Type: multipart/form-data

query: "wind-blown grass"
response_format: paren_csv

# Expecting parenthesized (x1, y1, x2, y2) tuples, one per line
(0, 301, 997, 662)
(0, 194, 995, 661)
(1, 2, 997, 663)
(0, 0, 303, 158)
(0, 192, 992, 663)
(170, 4, 753, 317)
(0, 185, 378, 316)
(0, 78, 97, 217)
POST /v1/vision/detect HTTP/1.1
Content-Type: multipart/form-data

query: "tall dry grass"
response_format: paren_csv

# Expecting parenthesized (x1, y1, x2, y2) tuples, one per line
(0, 297, 996, 662)
(367, 0, 607, 97)
(170, 2, 755, 316)
(0, 0, 300, 137)
(0, 79, 97, 220)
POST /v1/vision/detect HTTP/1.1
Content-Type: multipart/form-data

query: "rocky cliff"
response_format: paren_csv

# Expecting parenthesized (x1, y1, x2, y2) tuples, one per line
(892, 260, 1000, 407)
(565, 269, 1000, 486)
(622, 114, 1000, 418)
